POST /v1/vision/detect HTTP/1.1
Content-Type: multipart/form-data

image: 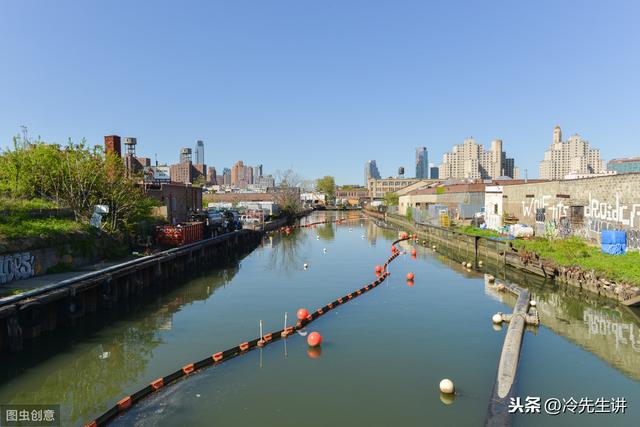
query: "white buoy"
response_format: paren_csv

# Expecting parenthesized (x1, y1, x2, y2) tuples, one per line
(323, 248, 327, 253)
(466, 262, 472, 268)
(530, 300, 537, 307)
(478, 260, 483, 266)
(432, 245, 436, 250)
(361, 234, 365, 239)
(496, 283, 506, 292)
(304, 263, 309, 269)
(439, 379, 455, 394)
(492, 313, 503, 324)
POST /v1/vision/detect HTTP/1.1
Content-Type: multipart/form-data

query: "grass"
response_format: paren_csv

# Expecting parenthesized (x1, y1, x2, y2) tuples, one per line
(512, 236, 640, 285)
(455, 225, 504, 239)
(0, 197, 58, 211)
(0, 213, 89, 240)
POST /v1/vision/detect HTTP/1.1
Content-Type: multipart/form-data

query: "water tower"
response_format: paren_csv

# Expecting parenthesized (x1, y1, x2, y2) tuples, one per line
(123, 137, 137, 156)
(180, 147, 192, 163)
(398, 166, 405, 178)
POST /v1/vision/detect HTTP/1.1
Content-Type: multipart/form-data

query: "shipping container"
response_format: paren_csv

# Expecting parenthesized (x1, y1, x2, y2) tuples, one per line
(155, 222, 204, 247)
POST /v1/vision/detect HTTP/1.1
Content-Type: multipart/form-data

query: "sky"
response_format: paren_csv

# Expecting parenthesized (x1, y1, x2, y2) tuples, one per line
(1, 0, 639, 184)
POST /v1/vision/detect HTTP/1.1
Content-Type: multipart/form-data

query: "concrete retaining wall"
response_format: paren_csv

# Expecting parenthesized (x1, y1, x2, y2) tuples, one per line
(501, 173, 640, 249)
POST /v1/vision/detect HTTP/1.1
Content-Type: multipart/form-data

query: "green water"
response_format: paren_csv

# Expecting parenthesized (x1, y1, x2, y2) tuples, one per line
(0, 212, 638, 426)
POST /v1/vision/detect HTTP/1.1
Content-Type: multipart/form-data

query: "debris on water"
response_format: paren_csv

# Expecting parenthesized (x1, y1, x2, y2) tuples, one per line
(196, 394, 201, 398)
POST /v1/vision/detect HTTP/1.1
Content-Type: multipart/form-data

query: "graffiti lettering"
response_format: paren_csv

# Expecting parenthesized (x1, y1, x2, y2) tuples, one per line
(522, 195, 568, 222)
(0, 252, 35, 284)
(584, 193, 640, 228)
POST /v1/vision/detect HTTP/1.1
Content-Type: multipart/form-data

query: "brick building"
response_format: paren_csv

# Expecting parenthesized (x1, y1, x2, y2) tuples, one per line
(143, 182, 202, 224)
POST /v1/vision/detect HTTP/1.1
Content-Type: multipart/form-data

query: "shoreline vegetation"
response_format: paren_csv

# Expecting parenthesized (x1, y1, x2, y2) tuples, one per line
(457, 224, 640, 286)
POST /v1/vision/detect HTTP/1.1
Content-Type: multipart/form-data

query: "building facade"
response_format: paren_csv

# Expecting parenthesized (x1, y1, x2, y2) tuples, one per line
(143, 182, 202, 224)
(430, 166, 439, 179)
(231, 160, 253, 188)
(364, 160, 381, 185)
(195, 140, 204, 165)
(179, 148, 192, 164)
(222, 168, 231, 185)
(104, 135, 122, 157)
(415, 147, 429, 179)
(439, 138, 515, 180)
(607, 157, 640, 175)
(539, 126, 604, 180)
(367, 178, 421, 200)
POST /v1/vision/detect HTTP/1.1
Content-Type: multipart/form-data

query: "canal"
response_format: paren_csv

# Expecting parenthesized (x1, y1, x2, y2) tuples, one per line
(0, 212, 638, 426)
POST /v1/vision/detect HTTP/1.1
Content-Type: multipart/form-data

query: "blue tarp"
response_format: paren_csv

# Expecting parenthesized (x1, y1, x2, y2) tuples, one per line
(601, 230, 627, 255)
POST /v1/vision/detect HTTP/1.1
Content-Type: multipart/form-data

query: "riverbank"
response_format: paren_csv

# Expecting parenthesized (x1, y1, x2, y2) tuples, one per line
(364, 209, 640, 306)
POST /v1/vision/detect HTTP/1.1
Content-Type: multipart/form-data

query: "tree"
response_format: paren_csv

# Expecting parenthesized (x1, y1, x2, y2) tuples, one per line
(383, 192, 399, 206)
(315, 176, 336, 204)
(274, 169, 303, 214)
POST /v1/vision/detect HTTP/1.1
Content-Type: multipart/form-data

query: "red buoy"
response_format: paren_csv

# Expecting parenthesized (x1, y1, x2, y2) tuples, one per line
(307, 331, 322, 347)
(375, 265, 383, 273)
(391, 245, 397, 253)
(401, 232, 408, 239)
(406, 272, 415, 280)
(297, 308, 309, 320)
(411, 249, 417, 256)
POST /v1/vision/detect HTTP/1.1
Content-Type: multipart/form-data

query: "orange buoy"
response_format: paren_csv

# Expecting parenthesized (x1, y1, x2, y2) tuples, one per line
(411, 249, 417, 256)
(375, 265, 383, 273)
(307, 331, 322, 347)
(391, 245, 397, 253)
(406, 272, 415, 280)
(297, 308, 309, 320)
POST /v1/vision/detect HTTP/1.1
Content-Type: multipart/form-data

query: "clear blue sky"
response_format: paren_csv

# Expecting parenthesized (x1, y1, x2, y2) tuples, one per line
(1, 0, 638, 184)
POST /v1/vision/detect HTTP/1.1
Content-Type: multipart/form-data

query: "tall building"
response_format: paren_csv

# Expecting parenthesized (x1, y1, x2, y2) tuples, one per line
(364, 160, 381, 185)
(439, 138, 516, 180)
(104, 135, 122, 157)
(253, 165, 263, 184)
(607, 157, 640, 174)
(195, 140, 204, 165)
(231, 160, 253, 188)
(170, 162, 195, 184)
(180, 148, 192, 164)
(539, 126, 604, 180)
(430, 166, 439, 179)
(207, 166, 218, 185)
(415, 147, 429, 179)
(222, 168, 231, 185)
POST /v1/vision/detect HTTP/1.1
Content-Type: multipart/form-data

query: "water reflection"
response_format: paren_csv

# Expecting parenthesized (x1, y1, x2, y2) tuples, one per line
(0, 268, 240, 426)
(265, 229, 309, 276)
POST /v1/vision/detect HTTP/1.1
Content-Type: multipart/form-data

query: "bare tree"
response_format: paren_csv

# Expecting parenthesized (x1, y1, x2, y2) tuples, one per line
(274, 168, 303, 214)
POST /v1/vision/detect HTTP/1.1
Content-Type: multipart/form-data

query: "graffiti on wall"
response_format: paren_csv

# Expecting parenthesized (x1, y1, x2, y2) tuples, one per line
(521, 192, 640, 249)
(522, 195, 568, 222)
(584, 193, 640, 228)
(0, 252, 35, 284)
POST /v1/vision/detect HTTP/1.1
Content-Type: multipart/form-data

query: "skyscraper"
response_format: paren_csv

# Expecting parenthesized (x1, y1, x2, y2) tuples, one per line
(364, 160, 381, 185)
(223, 168, 231, 185)
(439, 138, 516, 180)
(253, 165, 263, 184)
(195, 140, 205, 165)
(415, 147, 429, 179)
(539, 126, 604, 179)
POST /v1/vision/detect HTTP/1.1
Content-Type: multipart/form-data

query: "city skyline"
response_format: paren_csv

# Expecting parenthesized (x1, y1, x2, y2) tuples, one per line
(1, 1, 639, 184)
